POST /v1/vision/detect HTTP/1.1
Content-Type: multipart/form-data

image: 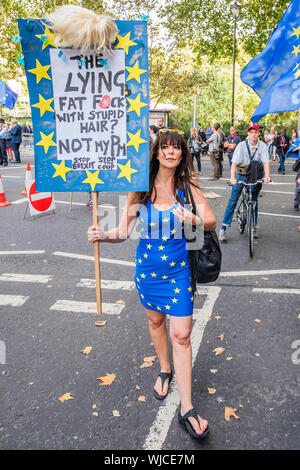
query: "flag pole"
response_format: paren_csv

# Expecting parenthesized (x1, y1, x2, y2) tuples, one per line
(92, 192, 102, 314)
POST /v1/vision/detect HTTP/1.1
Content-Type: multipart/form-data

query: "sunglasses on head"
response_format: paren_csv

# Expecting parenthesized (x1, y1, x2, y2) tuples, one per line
(158, 128, 185, 136)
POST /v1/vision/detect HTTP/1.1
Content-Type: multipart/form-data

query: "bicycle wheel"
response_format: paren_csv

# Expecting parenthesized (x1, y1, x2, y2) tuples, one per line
(239, 201, 247, 234)
(248, 204, 254, 258)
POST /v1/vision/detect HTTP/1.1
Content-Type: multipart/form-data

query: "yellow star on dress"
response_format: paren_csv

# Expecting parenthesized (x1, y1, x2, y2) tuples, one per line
(292, 45, 300, 57)
(126, 60, 147, 83)
(292, 26, 300, 40)
(114, 32, 137, 55)
(51, 160, 72, 182)
(127, 94, 148, 117)
(82, 170, 104, 191)
(127, 129, 147, 152)
(35, 27, 57, 50)
(28, 59, 51, 84)
(32, 94, 54, 117)
(36, 131, 56, 154)
(117, 160, 138, 183)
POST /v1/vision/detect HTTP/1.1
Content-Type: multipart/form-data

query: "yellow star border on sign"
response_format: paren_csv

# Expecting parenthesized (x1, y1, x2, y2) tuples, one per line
(127, 129, 147, 152)
(126, 60, 147, 84)
(295, 69, 300, 80)
(32, 94, 54, 117)
(127, 93, 148, 117)
(35, 27, 57, 50)
(82, 170, 104, 191)
(36, 131, 56, 154)
(114, 32, 137, 55)
(28, 59, 51, 84)
(51, 160, 72, 182)
(117, 160, 138, 183)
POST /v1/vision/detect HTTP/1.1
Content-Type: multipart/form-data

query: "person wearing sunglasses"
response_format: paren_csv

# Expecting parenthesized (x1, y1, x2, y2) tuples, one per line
(87, 130, 216, 440)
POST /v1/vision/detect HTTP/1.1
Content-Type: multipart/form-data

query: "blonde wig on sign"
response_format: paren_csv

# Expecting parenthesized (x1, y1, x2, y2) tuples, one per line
(47, 5, 118, 52)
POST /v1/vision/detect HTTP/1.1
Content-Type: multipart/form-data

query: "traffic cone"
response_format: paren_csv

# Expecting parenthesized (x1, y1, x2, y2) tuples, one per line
(20, 162, 33, 195)
(0, 174, 11, 207)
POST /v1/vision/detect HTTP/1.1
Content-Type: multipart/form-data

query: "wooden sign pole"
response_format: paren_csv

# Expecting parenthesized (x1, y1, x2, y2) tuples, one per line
(70, 192, 73, 211)
(92, 192, 102, 314)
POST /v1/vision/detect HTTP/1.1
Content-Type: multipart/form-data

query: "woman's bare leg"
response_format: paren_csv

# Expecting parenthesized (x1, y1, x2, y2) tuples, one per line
(146, 308, 171, 397)
(169, 315, 208, 434)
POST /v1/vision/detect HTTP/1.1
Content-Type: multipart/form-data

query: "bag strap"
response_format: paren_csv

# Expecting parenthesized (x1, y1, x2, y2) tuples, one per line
(245, 140, 258, 161)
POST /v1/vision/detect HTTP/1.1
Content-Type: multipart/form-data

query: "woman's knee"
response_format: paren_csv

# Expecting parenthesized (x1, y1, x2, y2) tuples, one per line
(170, 327, 191, 348)
(147, 310, 166, 330)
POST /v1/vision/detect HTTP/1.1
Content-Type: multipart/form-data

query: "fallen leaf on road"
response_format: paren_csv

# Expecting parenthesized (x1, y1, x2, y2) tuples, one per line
(208, 388, 216, 394)
(213, 347, 226, 356)
(116, 299, 125, 304)
(92, 412, 99, 417)
(97, 373, 116, 386)
(218, 333, 224, 341)
(298, 226, 300, 231)
(138, 395, 146, 402)
(112, 410, 120, 417)
(224, 406, 240, 421)
(226, 357, 233, 361)
(140, 356, 156, 368)
(262, 277, 269, 281)
(81, 346, 92, 355)
(95, 320, 107, 327)
(210, 369, 218, 374)
(58, 392, 73, 403)
(254, 319, 262, 323)
(215, 316, 221, 320)
(136, 385, 141, 390)
(92, 404, 97, 409)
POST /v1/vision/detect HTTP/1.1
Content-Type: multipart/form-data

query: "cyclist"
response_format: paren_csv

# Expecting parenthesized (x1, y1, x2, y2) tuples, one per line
(219, 124, 271, 242)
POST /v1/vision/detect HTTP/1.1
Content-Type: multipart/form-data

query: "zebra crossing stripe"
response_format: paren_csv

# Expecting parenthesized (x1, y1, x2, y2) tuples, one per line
(0, 273, 53, 283)
(0, 295, 29, 307)
(253, 288, 300, 294)
(50, 300, 125, 315)
(77, 279, 135, 290)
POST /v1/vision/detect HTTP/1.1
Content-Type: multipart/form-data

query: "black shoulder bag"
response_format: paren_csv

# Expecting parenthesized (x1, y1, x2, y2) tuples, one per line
(183, 180, 222, 293)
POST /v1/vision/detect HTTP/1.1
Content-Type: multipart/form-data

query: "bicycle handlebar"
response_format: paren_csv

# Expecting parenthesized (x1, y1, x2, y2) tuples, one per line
(236, 179, 272, 186)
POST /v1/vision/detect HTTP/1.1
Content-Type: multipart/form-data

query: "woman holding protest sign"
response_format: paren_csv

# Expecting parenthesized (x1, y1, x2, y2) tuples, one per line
(88, 129, 216, 440)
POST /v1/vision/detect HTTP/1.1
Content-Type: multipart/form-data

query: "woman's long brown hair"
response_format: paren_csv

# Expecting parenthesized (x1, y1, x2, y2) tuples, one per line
(132, 131, 196, 206)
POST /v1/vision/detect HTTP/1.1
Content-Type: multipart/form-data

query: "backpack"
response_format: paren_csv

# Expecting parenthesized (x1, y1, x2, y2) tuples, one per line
(292, 158, 300, 173)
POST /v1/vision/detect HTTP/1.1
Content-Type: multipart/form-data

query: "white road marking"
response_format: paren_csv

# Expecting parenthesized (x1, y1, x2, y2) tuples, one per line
(258, 211, 300, 219)
(50, 299, 125, 315)
(0, 294, 29, 307)
(52, 251, 136, 267)
(77, 278, 135, 290)
(0, 273, 53, 283)
(1, 175, 21, 179)
(253, 288, 300, 295)
(219, 269, 300, 277)
(0, 250, 45, 255)
(11, 198, 27, 204)
(143, 286, 221, 450)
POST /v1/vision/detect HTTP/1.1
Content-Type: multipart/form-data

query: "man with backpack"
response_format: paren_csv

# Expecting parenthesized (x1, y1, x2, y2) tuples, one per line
(219, 124, 270, 242)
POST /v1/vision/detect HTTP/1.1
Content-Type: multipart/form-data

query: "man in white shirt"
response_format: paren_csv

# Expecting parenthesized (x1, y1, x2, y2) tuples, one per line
(219, 124, 270, 241)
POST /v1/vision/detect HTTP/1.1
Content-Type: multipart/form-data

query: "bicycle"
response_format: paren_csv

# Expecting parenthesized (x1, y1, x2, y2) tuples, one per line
(235, 180, 263, 258)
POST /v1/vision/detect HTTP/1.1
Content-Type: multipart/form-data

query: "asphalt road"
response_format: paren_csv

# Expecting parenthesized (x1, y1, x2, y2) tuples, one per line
(0, 148, 299, 452)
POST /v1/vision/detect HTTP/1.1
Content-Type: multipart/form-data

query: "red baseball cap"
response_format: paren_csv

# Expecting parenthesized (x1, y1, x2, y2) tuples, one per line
(247, 124, 260, 132)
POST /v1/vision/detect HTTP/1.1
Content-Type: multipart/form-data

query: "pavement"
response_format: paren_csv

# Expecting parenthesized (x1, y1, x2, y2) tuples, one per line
(0, 147, 299, 453)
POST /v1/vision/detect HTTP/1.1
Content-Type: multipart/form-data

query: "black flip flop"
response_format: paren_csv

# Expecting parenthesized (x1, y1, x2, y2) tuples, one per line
(178, 408, 209, 440)
(153, 371, 173, 400)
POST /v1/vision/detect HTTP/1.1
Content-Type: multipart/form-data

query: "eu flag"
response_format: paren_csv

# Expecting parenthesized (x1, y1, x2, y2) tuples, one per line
(0, 80, 18, 110)
(241, 0, 300, 123)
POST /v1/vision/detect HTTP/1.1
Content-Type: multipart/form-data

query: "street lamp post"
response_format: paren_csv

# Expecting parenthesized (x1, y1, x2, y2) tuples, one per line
(230, 1, 241, 127)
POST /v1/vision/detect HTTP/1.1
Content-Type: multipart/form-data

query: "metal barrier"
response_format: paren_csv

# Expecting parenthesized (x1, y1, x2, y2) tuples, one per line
(22, 133, 34, 149)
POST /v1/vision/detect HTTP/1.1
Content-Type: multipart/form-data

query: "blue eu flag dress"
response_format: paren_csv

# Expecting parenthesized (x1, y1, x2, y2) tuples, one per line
(135, 188, 194, 317)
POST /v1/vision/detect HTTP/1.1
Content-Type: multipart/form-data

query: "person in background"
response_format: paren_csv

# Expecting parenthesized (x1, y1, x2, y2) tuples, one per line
(205, 122, 212, 141)
(9, 118, 22, 163)
(276, 130, 289, 175)
(149, 125, 158, 146)
(5, 124, 14, 162)
(197, 123, 206, 142)
(0, 118, 8, 166)
(157, 118, 165, 130)
(216, 123, 225, 177)
(188, 128, 202, 175)
(224, 126, 241, 168)
(294, 166, 300, 212)
(273, 130, 279, 162)
(207, 124, 220, 181)
(264, 129, 274, 161)
(22, 121, 32, 134)
(292, 128, 298, 143)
